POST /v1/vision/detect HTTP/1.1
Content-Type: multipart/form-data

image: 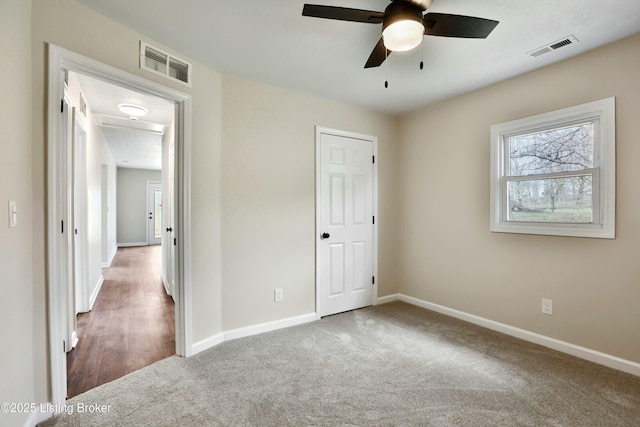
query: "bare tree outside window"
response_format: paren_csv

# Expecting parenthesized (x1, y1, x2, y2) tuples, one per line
(506, 123, 594, 223)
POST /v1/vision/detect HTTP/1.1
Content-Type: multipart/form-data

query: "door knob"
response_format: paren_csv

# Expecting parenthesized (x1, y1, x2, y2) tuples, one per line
(321, 232, 330, 239)
(166, 227, 173, 232)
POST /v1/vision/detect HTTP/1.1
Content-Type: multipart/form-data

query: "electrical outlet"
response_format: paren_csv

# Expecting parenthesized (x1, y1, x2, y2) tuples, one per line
(541, 298, 553, 315)
(274, 288, 283, 302)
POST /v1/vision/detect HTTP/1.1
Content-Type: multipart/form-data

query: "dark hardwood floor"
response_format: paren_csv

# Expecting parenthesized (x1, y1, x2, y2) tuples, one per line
(66, 245, 175, 398)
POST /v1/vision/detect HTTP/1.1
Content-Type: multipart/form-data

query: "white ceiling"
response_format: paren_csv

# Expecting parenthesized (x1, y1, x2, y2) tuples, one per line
(73, 0, 640, 115)
(74, 73, 174, 170)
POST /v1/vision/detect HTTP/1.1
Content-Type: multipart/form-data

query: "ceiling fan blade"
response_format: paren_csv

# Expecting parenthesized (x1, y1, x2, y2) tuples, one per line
(364, 38, 391, 69)
(423, 13, 499, 38)
(302, 4, 384, 24)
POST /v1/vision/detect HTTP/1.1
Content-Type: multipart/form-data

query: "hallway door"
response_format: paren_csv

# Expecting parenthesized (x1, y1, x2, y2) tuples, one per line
(147, 181, 162, 245)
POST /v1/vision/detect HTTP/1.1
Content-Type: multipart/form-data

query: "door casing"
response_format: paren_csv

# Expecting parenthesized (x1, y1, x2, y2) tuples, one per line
(315, 126, 379, 318)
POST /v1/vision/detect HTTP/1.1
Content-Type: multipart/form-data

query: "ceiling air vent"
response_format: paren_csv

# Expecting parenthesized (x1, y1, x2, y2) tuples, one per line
(140, 41, 192, 86)
(527, 35, 579, 58)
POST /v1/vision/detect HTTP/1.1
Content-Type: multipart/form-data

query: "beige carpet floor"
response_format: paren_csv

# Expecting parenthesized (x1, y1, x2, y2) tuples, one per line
(40, 301, 640, 426)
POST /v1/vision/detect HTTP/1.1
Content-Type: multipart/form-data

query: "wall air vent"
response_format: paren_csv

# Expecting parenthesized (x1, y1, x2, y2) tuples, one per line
(140, 41, 192, 86)
(527, 35, 579, 58)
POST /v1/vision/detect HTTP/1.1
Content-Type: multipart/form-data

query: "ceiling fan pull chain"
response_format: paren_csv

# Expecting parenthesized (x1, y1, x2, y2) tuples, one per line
(419, 39, 424, 70)
(384, 49, 389, 88)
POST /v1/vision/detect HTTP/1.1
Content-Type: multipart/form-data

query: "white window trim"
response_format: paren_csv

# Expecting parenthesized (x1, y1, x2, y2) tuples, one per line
(490, 97, 615, 239)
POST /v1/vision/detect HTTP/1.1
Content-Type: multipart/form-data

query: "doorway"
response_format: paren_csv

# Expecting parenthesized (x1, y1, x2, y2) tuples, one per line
(64, 69, 174, 397)
(47, 45, 193, 406)
(315, 127, 379, 317)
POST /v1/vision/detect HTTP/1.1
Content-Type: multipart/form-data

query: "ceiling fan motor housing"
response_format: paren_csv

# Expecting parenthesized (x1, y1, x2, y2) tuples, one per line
(382, 2, 424, 32)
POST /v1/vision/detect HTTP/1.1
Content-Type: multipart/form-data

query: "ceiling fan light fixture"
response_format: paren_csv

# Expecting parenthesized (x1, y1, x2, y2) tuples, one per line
(383, 19, 424, 52)
(118, 103, 148, 117)
(381, 2, 425, 52)
(302, 0, 497, 68)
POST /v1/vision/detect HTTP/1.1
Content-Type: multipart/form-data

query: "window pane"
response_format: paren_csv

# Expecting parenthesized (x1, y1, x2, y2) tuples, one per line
(508, 122, 594, 176)
(507, 176, 592, 223)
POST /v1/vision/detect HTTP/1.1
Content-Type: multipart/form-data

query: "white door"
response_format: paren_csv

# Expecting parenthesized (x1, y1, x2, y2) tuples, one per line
(73, 108, 90, 315)
(163, 142, 175, 298)
(62, 95, 76, 353)
(147, 181, 162, 245)
(168, 143, 176, 297)
(317, 128, 376, 317)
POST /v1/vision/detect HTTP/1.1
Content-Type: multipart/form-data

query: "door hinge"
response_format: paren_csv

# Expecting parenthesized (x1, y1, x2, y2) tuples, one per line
(61, 99, 64, 113)
(61, 220, 64, 234)
(372, 155, 375, 164)
(173, 238, 176, 246)
(63, 340, 66, 353)
(372, 276, 375, 285)
(372, 216, 375, 225)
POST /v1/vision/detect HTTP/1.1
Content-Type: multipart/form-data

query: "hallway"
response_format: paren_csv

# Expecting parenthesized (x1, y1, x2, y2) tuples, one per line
(66, 245, 175, 398)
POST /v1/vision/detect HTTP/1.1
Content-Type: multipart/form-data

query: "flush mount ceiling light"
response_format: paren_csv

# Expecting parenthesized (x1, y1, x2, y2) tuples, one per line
(382, 2, 425, 52)
(118, 103, 148, 117)
(95, 114, 166, 135)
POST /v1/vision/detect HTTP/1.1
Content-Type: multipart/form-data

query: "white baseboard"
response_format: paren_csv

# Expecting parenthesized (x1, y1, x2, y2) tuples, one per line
(192, 332, 225, 356)
(378, 293, 640, 377)
(161, 274, 170, 296)
(224, 312, 317, 341)
(24, 403, 56, 427)
(70, 331, 79, 351)
(376, 293, 400, 305)
(101, 245, 117, 268)
(190, 312, 317, 356)
(89, 275, 104, 310)
(117, 242, 147, 247)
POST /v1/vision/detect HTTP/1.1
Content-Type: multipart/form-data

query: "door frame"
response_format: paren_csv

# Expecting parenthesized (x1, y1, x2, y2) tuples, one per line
(47, 44, 193, 406)
(314, 126, 379, 319)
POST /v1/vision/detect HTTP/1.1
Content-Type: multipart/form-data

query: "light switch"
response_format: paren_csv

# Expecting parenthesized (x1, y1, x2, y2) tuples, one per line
(9, 201, 17, 228)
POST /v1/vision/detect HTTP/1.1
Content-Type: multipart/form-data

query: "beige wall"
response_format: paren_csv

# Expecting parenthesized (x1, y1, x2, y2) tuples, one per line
(397, 34, 640, 363)
(189, 64, 224, 342)
(0, 1, 36, 425)
(221, 75, 400, 330)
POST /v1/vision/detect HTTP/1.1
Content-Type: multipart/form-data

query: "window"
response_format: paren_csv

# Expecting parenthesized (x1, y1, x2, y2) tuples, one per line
(490, 98, 615, 238)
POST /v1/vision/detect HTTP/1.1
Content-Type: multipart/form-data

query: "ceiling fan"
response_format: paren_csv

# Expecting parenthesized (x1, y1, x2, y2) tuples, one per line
(302, 0, 499, 68)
